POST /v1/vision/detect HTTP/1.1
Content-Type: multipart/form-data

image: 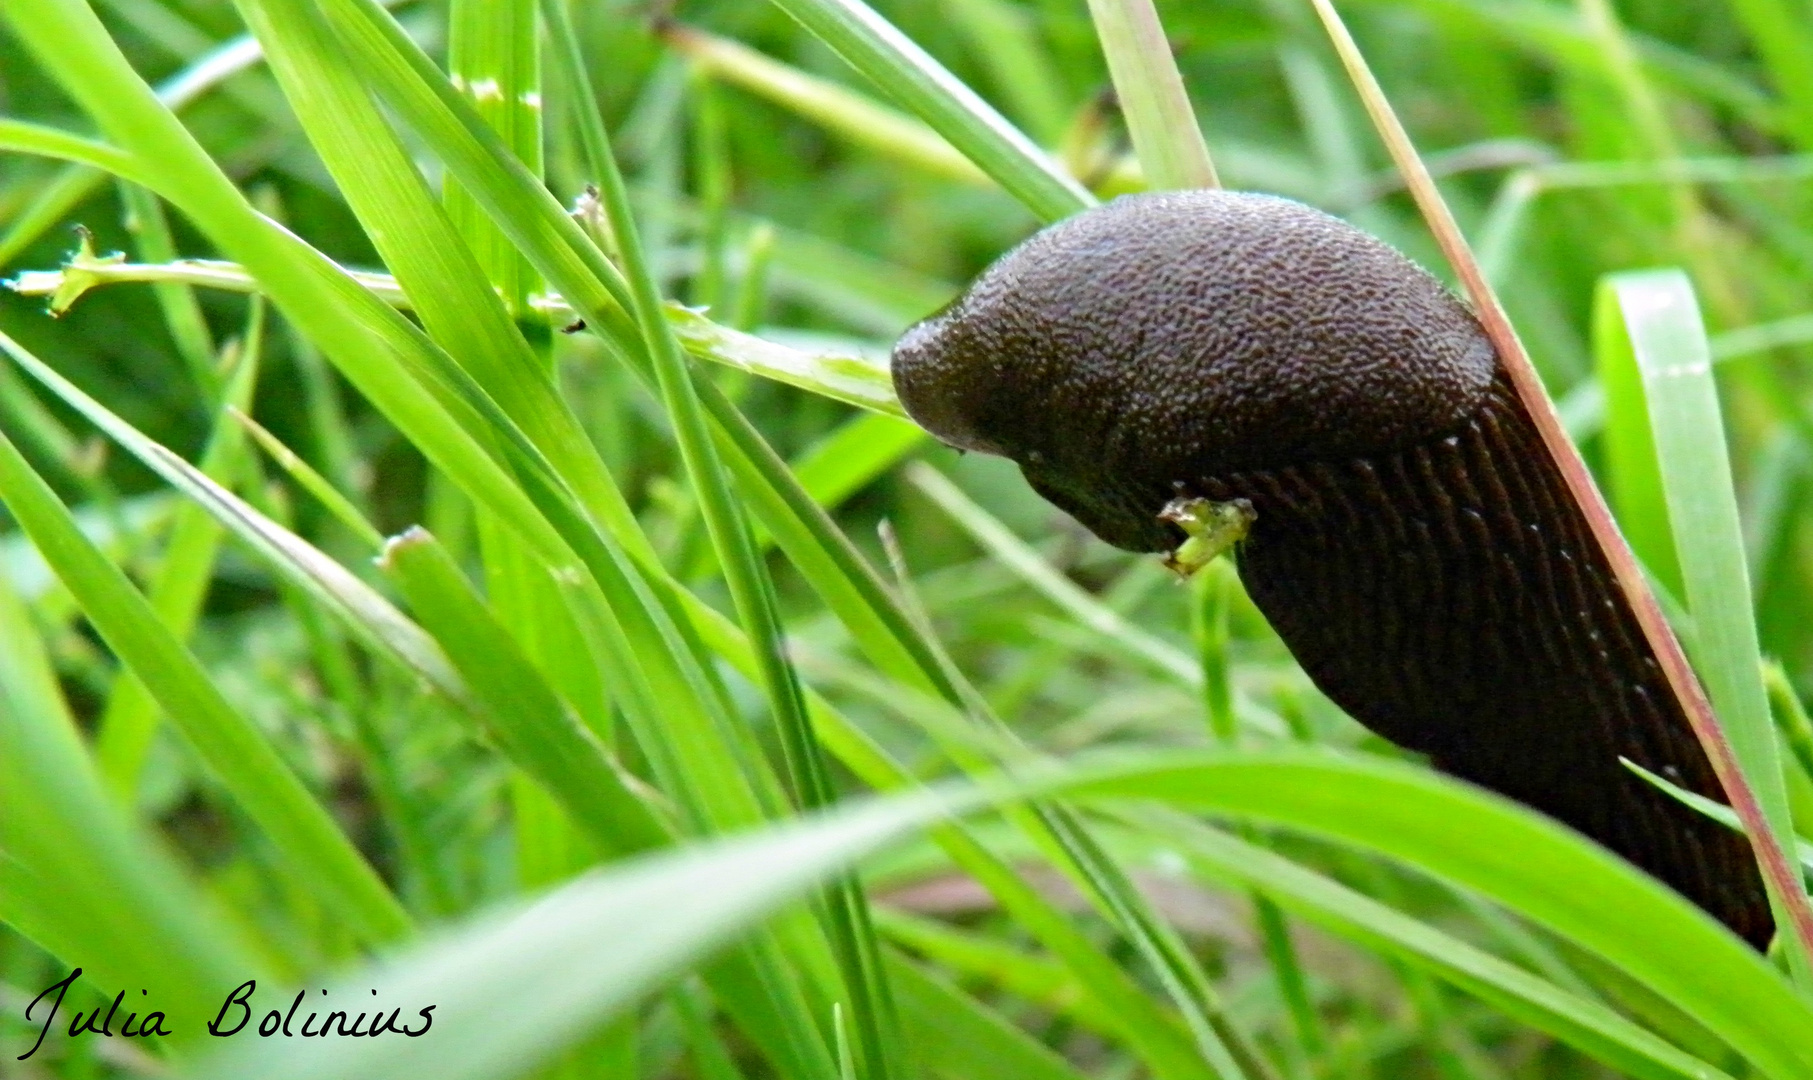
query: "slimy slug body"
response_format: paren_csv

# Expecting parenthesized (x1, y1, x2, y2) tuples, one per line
(892, 190, 1771, 947)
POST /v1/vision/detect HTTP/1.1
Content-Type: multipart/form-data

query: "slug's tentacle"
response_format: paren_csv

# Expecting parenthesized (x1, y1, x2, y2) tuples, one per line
(892, 189, 1773, 947)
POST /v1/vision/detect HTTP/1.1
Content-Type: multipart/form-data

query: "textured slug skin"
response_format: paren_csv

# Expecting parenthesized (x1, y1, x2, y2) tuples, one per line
(893, 190, 1773, 947)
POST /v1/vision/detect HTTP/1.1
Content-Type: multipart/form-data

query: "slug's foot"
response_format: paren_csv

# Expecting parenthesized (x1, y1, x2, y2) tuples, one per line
(1159, 496, 1255, 577)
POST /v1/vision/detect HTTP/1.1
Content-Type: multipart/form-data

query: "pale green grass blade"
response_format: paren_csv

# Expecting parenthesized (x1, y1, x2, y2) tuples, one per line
(1591, 279, 1682, 597)
(762, 0, 1092, 221)
(1607, 269, 1813, 973)
(232, 406, 384, 550)
(444, 0, 541, 319)
(190, 789, 949, 1080)
(1623, 759, 1813, 875)
(1084, 0, 1217, 189)
(933, 0, 1068, 144)
(0, 404, 411, 947)
(666, 26, 988, 187)
(190, 749, 1813, 1080)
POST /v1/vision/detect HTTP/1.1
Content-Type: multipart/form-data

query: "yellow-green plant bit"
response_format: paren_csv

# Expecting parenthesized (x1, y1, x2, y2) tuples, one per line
(1159, 497, 1256, 578)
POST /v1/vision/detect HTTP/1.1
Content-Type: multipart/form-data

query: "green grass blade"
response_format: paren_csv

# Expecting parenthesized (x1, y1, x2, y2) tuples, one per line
(190, 789, 948, 1080)
(0, 560, 257, 1044)
(907, 462, 1196, 686)
(92, 299, 262, 797)
(377, 526, 669, 857)
(1063, 753, 1813, 1079)
(231, 406, 385, 550)
(1623, 758, 1813, 875)
(1591, 278, 1682, 597)
(1131, 808, 1734, 1080)
(542, 5, 899, 1072)
(0, 389, 411, 947)
(762, 0, 1092, 222)
(885, 951, 1093, 1080)
(0, 118, 152, 185)
(1606, 268, 1813, 977)
(1083, 0, 1217, 189)
(188, 749, 1813, 1080)
(0, 331, 462, 697)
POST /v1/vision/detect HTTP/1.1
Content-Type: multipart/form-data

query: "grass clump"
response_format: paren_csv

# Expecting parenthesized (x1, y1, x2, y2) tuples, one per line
(2, 1, 1813, 1078)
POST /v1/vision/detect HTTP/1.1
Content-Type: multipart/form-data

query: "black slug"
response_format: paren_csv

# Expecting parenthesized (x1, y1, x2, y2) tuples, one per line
(892, 190, 1772, 948)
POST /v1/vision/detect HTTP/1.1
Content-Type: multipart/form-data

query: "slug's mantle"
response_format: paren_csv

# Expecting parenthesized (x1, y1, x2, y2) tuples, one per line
(891, 190, 1496, 552)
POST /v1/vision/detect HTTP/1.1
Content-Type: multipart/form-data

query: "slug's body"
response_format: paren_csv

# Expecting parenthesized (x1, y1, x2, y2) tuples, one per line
(893, 190, 1771, 947)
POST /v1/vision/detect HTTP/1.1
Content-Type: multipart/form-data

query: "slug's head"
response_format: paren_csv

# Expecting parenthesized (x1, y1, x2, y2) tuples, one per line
(891, 190, 1497, 551)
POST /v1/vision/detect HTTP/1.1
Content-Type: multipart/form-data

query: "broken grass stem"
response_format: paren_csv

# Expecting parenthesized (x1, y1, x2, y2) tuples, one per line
(1160, 495, 1254, 577)
(6, 247, 904, 418)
